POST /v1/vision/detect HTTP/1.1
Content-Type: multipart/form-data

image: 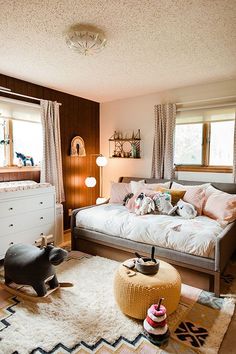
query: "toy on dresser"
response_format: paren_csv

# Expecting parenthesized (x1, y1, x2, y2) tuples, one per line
(143, 298, 170, 346)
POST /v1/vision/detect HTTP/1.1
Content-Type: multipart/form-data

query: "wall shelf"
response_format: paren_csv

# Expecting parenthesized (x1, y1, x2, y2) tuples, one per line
(109, 130, 141, 158)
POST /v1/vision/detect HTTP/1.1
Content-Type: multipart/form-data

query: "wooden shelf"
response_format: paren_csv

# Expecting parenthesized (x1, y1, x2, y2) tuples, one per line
(109, 156, 141, 159)
(109, 130, 141, 158)
(109, 138, 141, 142)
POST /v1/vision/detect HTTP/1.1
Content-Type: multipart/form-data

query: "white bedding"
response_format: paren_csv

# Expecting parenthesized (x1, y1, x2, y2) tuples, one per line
(76, 203, 224, 259)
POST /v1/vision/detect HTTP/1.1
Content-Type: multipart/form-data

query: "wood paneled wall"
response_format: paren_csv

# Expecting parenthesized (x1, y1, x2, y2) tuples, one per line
(0, 170, 40, 183)
(0, 74, 100, 229)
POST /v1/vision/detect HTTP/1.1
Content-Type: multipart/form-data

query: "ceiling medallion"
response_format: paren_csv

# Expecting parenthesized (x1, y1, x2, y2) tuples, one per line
(65, 24, 107, 56)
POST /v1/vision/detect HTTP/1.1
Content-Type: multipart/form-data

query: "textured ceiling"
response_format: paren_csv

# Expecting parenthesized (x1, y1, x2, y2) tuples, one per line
(0, 0, 236, 102)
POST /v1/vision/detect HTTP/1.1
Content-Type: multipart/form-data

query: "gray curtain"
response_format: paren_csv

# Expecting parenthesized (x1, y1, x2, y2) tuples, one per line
(151, 103, 176, 179)
(40, 100, 65, 203)
(233, 112, 236, 182)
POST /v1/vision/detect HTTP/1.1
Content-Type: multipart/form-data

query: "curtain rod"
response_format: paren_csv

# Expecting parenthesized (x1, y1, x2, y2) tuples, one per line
(176, 95, 236, 106)
(0, 87, 62, 106)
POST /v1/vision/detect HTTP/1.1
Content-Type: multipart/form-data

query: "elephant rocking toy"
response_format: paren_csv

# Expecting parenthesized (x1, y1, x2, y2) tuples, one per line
(3, 238, 72, 301)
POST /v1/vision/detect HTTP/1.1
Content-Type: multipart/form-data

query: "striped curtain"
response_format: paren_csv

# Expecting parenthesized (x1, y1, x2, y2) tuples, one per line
(151, 103, 176, 179)
(40, 100, 65, 203)
(233, 112, 236, 183)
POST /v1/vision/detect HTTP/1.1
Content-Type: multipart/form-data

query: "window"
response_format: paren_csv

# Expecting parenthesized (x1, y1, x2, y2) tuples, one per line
(174, 123, 203, 165)
(174, 106, 235, 172)
(0, 98, 42, 168)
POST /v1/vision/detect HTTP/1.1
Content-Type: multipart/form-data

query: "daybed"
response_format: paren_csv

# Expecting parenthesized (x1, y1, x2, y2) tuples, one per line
(71, 177, 236, 296)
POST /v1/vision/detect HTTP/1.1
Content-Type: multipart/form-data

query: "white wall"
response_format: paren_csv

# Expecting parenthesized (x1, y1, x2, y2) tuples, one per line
(100, 79, 236, 197)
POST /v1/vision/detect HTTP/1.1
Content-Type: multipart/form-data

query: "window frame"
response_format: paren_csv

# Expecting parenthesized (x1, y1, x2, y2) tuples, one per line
(0, 117, 42, 171)
(174, 120, 233, 173)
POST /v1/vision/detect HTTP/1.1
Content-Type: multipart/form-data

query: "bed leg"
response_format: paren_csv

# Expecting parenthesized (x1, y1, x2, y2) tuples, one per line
(214, 272, 220, 297)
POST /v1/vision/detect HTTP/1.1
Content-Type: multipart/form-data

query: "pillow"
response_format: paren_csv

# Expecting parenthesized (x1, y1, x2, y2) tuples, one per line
(171, 181, 210, 190)
(203, 187, 236, 224)
(182, 187, 206, 215)
(109, 182, 131, 203)
(156, 188, 186, 205)
(145, 181, 171, 189)
(171, 182, 211, 214)
(130, 180, 170, 194)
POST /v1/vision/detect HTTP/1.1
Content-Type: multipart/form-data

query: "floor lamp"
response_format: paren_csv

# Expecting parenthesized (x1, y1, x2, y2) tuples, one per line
(85, 154, 107, 204)
(95, 155, 108, 204)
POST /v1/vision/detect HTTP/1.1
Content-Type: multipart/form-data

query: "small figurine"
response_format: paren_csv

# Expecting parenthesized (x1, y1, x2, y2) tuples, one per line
(143, 298, 170, 346)
(15, 152, 34, 166)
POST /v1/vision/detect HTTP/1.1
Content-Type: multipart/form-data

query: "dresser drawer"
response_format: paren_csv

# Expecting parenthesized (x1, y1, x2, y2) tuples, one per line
(0, 193, 54, 218)
(0, 223, 55, 259)
(0, 208, 55, 237)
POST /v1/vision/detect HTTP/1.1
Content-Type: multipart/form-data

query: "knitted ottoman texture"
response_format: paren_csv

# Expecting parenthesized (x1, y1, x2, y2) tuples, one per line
(114, 259, 181, 320)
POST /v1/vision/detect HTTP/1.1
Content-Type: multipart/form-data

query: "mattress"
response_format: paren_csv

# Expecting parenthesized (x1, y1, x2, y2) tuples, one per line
(0, 180, 51, 193)
(75, 203, 224, 259)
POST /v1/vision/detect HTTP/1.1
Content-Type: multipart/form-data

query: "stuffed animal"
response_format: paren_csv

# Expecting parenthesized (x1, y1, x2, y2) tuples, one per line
(153, 192, 177, 215)
(123, 193, 134, 206)
(176, 199, 197, 219)
(136, 195, 155, 215)
(134, 192, 145, 213)
(15, 152, 34, 166)
(4, 243, 68, 297)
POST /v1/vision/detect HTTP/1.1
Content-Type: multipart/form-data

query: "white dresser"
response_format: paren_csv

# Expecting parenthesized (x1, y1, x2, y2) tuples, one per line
(0, 184, 56, 259)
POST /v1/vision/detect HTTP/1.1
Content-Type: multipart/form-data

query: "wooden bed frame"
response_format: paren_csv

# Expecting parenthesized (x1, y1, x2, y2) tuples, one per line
(71, 177, 236, 296)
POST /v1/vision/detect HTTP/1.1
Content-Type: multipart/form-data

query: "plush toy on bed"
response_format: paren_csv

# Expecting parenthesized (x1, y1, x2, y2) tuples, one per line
(176, 199, 197, 219)
(137, 196, 155, 215)
(153, 192, 177, 216)
(135, 193, 155, 215)
(123, 193, 134, 206)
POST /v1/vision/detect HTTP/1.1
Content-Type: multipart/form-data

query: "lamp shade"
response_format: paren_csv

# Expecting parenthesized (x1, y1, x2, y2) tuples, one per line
(85, 177, 96, 188)
(96, 155, 107, 167)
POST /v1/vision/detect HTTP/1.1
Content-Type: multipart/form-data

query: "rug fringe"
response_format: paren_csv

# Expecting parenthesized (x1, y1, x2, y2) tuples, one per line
(199, 297, 235, 353)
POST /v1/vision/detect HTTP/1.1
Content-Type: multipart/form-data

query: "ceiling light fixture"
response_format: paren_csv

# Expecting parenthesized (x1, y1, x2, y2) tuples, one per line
(65, 24, 107, 56)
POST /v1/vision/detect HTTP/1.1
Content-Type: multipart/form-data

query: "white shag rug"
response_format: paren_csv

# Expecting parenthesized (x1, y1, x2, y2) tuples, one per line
(0, 253, 234, 354)
(0, 255, 142, 353)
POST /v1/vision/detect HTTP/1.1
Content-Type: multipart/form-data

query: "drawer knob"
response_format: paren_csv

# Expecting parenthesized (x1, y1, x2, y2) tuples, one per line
(40, 217, 44, 220)
(40, 201, 44, 205)
(9, 224, 14, 227)
(9, 207, 13, 211)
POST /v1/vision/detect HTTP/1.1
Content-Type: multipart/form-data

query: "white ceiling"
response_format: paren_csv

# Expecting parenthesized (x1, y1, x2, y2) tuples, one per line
(0, 0, 236, 102)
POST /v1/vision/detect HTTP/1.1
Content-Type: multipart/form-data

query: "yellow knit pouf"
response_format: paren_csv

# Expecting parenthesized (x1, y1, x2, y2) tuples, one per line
(114, 259, 181, 320)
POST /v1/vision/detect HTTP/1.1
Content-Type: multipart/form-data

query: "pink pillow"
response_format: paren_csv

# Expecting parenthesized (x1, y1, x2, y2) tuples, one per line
(109, 182, 131, 203)
(183, 187, 206, 215)
(203, 188, 236, 224)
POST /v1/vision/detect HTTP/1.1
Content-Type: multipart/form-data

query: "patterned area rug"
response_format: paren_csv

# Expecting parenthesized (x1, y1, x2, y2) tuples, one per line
(0, 252, 235, 354)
